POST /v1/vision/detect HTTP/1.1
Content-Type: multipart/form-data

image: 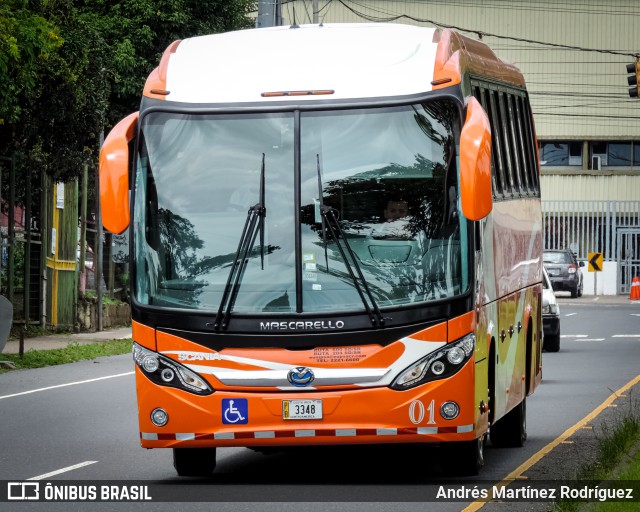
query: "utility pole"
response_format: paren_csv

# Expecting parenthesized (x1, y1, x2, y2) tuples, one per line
(313, 0, 319, 24)
(257, 0, 282, 28)
(96, 133, 104, 331)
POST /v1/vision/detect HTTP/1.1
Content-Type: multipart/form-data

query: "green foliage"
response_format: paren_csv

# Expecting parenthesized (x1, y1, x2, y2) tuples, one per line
(0, 339, 133, 373)
(0, 0, 257, 185)
(0, 0, 63, 125)
(554, 411, 640, 512)
(82, 290, 123, 305)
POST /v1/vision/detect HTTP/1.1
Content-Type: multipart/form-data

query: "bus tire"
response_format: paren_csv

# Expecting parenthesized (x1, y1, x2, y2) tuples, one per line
(173, 447, 217, 477)
(441, 435, 485, 476)
(490, 397, 527, 448)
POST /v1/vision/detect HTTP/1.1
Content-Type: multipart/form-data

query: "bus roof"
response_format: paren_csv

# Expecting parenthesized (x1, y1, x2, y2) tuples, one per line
(143, 23, 525, 104)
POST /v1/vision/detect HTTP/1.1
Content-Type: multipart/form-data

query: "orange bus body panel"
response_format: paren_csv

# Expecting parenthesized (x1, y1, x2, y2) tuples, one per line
(132, 320, 156, 351)
(433, 28, 526, 90)
(143, 40, 181, 100)
(99, 111, 138, 234)
(448, 311, 475, 342)
(136, 360, 477, 449)
(134, 313, 483, 449)
(460, 97, 493, 221)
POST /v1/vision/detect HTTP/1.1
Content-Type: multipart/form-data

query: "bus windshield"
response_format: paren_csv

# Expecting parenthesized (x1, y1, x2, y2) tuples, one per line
(133, 100, 468, 316)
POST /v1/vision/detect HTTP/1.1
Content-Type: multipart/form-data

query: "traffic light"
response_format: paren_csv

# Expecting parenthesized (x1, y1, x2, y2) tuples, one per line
(627, 61, 640, 97)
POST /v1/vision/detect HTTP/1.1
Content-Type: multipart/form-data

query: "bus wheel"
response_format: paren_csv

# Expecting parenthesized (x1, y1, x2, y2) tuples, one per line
(173, 447, 217, 477)
(441, 435, 485, 476)
(490, 398, 527, 448)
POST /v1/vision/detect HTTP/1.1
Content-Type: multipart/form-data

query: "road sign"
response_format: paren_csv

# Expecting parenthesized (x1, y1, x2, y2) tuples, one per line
(588, 252, 603, 272)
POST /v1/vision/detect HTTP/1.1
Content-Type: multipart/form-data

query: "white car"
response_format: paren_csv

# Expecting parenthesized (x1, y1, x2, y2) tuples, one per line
(542, 266, 561, 352)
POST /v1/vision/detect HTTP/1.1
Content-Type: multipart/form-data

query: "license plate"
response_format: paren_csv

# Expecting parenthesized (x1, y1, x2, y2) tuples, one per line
(282, 399, 323, 420)
(547, 268, 559, 276)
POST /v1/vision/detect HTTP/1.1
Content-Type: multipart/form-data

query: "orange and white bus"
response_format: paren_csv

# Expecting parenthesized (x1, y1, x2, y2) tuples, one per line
(100, 23, 543, 476)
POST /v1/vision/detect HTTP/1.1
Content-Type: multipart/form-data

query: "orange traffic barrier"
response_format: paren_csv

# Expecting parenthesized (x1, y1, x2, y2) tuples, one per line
(631, 276, 640, 300)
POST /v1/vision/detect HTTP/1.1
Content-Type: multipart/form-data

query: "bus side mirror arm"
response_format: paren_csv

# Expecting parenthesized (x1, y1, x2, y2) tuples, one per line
(460, 97, 492, 221)
(99, 112, 139, 234)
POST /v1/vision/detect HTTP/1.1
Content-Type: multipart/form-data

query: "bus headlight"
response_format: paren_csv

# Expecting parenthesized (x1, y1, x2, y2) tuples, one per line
(142, 355, 160, 373)
(390, 334, 475, 390)
(133, 343, 214, 395)
(446, 347, 465, 365)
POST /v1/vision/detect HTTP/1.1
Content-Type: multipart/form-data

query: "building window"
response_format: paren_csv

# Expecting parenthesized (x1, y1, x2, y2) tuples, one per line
(608, 143, 631, 166)
(589, 141, 639, 169)
(539, 142, 582, 166)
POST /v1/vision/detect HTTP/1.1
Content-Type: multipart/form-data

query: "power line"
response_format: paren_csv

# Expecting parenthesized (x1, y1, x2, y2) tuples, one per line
(530, 91, 631, 99)
(533, 112, 640, 119)
(396, 0, 640, 17)
(336, 0, 640, 58)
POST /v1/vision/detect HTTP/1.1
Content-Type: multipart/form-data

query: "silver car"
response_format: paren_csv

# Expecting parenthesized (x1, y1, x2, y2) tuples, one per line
(542, 267, 561, 352)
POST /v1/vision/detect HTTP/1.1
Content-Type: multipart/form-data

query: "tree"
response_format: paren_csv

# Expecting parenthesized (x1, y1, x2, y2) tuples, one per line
(83, 0, 257, 131)
(0, 0, 63, 126)
(0, 0, 257, 185)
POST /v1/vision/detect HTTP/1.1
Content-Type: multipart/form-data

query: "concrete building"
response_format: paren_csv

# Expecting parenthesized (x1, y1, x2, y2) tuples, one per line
(262, 0, 640, 294)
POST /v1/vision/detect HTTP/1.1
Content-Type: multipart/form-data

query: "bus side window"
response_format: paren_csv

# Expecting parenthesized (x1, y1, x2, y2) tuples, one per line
(477, 86, 503, 199)
(497, 91, 516, 197)
(506, 94, 525, 196)
(514, 95, 531, 195)
(521, 97, 540, 194)
(488, 90, 508, 198)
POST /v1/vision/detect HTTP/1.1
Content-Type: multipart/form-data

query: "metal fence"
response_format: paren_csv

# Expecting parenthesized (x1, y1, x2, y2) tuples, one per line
(542, 200, 640, 260)
(542, 200, 640, 294)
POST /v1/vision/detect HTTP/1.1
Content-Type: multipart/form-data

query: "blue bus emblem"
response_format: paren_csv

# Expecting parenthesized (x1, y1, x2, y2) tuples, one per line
(287, 366, 315, 387)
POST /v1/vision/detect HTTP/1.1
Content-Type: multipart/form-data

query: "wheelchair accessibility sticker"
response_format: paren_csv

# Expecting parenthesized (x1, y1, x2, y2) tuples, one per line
(222, 398, 248, 424)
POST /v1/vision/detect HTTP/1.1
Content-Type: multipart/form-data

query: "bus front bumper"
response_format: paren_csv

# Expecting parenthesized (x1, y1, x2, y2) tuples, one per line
(135, 360, 482, 449)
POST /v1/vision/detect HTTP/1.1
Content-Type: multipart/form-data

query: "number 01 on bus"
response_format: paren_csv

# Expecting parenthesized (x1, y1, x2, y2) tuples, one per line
(100, 23, 543, 477)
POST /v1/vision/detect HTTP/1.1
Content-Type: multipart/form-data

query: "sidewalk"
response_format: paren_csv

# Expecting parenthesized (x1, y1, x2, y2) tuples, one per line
(1, 326, 133, 355)
(556, 292, 640, 305)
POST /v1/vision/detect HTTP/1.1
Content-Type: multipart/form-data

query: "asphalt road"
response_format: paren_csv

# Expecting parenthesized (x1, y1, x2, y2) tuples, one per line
(1, 298, 639, 512)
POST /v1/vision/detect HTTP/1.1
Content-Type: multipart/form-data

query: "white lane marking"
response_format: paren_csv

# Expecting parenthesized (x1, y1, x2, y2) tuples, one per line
(28, 461, 98, 481)
(0, 372, 134, 401)
(581, 339, 605, 342)
(564, 313, 577, 317)
(560, 335, 588, 338)
(612, 335, 640, 338)
(631, 314, 640, 317)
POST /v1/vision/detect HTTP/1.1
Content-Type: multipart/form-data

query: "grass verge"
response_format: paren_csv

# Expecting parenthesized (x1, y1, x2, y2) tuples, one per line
(553, 401, 640, 512)
(583, 446, 640, 512)
(0, 339, 133, 373)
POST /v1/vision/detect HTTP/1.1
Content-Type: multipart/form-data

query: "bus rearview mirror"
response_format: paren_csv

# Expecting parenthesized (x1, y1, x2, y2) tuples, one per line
(460, 97, 492, 221)
(99, 112, 139, 234)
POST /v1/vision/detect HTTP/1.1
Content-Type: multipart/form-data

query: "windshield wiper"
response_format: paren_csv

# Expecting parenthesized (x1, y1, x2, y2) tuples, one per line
(212, 154, 266, 330)
(316, 155, 386, 327)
